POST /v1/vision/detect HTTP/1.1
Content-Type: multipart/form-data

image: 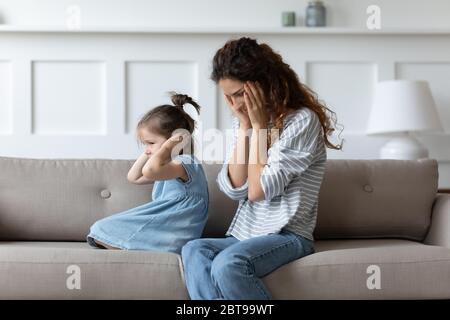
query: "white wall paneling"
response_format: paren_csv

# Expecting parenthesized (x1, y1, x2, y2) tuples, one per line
(0, 61, 12, 134)
(0, 30, 449, 187)
(32, 61, 106, 135)
(438, 162, 450, 190)
(125, 61, 198, 134)
(306, 62, 377, 135)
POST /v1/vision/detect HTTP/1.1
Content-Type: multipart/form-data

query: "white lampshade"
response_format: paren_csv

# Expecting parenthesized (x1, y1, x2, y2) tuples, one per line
(367, 80, 443, 135)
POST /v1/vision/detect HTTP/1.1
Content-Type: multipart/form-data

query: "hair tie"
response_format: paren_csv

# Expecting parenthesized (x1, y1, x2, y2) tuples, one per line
(174, 104, 184, 111)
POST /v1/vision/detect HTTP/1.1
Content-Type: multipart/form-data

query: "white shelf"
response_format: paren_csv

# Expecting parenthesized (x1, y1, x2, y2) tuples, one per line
(0, 25, 450, 35)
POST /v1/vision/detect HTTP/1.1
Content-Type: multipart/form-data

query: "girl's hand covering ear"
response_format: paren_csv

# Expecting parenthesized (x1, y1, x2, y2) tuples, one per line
(162, 133, 189, 151)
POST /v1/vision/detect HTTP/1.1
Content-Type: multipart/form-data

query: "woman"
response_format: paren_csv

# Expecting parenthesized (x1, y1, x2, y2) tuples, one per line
(181, 37, 343, 300)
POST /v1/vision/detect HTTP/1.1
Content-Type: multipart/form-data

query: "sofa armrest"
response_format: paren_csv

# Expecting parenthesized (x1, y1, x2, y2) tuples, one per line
(424, 194, 450, 247)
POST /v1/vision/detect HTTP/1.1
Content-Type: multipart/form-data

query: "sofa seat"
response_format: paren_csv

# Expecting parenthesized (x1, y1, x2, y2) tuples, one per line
(265, 239, 450, 299)
(0, 241, 189, 299)
(1, 239, 449, 299)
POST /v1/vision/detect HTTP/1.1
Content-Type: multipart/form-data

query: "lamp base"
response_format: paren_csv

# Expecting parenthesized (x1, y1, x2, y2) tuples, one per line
(380, 134, 429, 160)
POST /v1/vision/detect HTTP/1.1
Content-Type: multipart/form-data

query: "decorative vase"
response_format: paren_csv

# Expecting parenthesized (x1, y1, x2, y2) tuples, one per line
(305, 1, 326, 27)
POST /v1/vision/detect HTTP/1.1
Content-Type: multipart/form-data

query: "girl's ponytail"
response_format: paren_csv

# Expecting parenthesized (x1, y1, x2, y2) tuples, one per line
(136, 92, 202, 150)
(170, 92, 201, 116)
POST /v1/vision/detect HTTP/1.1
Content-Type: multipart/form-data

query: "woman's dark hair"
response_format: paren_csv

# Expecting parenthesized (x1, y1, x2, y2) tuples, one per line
(211, 37, 343, 150)
(136, 92, 200, 152)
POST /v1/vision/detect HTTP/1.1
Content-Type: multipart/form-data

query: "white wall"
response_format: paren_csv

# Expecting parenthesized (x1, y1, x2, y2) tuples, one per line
(0, 0, 449, 29)
(0, 0, 449, 188)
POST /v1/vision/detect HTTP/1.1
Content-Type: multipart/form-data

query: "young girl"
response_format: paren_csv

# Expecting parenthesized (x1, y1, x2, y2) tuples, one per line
(87, 93, 209, 254)
(181, 37, 343, 299)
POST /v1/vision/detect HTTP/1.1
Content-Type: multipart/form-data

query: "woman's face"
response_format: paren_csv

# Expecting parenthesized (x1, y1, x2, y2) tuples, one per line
(138, 128, 167, 156)
(218, 78, 248, 114)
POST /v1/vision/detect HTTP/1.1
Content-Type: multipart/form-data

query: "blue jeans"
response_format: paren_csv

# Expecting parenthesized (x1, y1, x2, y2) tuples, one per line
(181, 230, 315, 300)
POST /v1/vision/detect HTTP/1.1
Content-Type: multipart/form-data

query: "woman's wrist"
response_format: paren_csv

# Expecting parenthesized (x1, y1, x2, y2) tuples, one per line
(251, 120, 268, 130)
(239, 120, 252, 130)
(249, 129, 268, 165)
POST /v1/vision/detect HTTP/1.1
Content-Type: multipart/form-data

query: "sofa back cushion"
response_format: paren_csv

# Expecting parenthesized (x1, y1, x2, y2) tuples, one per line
(0, 157, 438, 241)
(0, 157, 153, 241)
(202, 159, 438, 241)
(313, 159, 438, 241)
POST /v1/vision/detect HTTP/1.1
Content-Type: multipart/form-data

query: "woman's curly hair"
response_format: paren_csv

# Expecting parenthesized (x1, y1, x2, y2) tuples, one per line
(211, 37, 344, 150)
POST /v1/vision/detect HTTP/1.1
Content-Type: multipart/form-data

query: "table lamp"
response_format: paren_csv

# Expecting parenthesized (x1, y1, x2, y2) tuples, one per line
(366, 80, 443, 160)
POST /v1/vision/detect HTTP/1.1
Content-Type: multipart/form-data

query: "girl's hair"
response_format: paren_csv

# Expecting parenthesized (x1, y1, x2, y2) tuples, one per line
(136, 92, 201, 152)
(211, 37, 344, 150)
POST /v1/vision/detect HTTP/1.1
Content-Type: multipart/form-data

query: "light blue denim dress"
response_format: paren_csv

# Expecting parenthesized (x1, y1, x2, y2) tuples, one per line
(87, 154, 209, 254)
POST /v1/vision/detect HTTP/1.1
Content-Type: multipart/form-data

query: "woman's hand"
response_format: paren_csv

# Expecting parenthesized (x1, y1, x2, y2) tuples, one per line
(244, 81, 269, 202)
(244, 82, 268, 129)
(224, 93, 251, 129)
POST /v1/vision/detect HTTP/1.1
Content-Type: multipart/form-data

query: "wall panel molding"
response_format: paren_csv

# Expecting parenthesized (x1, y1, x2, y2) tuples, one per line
(31, 61, 106, 135)
(0, 31, 449, 186)
(0, 61, 12, 135)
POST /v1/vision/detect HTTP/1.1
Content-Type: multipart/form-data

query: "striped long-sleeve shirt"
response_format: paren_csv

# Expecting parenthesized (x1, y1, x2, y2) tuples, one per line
(217, 107, 327, 241)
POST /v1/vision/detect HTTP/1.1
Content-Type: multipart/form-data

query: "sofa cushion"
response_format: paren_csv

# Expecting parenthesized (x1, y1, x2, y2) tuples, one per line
(0, 241, 188, 299)
(202, 164, 238, 237)
(1, 239, 449, 299)
(0, 157, 438, 241)
(264, 239, 450, 299)
(313, 159, 438, 241)
(0, 157, 154, 241)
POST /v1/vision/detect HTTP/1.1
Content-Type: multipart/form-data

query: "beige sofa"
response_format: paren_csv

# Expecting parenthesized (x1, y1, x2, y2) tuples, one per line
(0, 156, 449, 299)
